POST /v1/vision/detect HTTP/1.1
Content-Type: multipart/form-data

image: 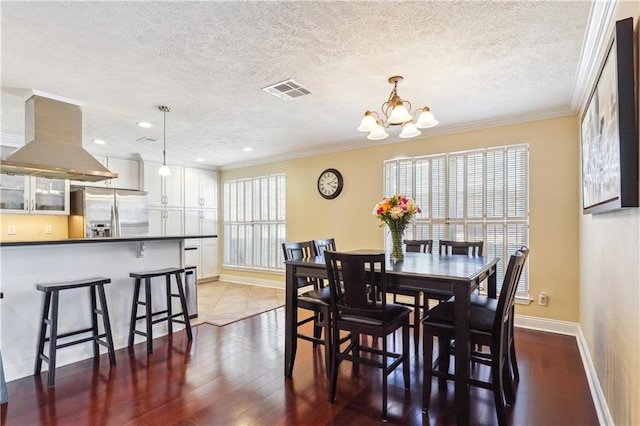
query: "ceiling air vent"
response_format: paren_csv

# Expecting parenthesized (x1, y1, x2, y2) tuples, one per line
(262, 79, 311, 100)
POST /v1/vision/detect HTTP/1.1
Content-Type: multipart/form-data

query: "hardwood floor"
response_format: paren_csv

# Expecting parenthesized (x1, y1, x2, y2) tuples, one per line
(1, 307, 598, 425)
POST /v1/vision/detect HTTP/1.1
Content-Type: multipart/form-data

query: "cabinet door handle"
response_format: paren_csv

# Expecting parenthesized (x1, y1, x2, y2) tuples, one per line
(24, 198, 29, 211)
(31, 199, 35, 210)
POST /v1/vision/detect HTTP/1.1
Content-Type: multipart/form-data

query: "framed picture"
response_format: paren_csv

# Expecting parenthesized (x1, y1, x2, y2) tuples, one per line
(581, 17, 637, 214)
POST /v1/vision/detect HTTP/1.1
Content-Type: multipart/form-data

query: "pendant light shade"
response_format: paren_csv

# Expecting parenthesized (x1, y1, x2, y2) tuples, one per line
(158, 105, 172, 176)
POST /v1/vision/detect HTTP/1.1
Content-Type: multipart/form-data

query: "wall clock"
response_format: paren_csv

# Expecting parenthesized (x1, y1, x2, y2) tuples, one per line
(317, 168, 343, 199)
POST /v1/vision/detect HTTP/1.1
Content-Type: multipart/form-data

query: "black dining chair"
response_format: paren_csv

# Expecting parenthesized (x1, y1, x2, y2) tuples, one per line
(421, 246, 529, 426)
(313, 238, 336, 256)
(282, 241, 332, 377)
(438, 240, 484, 256)
(324, 250, 411, 422)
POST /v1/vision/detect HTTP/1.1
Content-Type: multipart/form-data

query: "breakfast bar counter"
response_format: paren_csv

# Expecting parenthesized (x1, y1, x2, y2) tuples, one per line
(0, 235, 216, 382)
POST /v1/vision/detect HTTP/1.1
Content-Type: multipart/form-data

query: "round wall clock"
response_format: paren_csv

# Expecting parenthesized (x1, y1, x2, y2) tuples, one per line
(317, 168, 344, 199)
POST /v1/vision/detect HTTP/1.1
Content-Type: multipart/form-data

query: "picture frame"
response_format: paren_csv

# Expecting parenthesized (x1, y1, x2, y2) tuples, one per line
(581, 17, 637, 214)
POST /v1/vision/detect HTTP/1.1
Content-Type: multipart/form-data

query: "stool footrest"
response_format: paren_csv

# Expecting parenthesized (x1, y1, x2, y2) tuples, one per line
(46, 326, 94, 341)
(56, 334, 105, 350)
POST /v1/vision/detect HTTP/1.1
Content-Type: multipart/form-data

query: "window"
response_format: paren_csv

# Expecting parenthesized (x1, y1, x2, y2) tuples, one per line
(223, 174, 286, 272)
(384, 144, 529, 297)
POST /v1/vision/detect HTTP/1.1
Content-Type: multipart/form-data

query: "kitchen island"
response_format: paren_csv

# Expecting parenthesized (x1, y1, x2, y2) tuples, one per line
(0, 235, 216, 382)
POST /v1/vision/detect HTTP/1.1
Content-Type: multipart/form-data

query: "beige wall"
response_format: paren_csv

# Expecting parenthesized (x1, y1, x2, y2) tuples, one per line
(222, 115, 581, 322)
(579, 3, 640, 425)
(0, 214, 69, 241)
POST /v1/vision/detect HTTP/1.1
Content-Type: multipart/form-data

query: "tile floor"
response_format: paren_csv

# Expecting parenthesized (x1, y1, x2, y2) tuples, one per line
(194, 281, 285, 326)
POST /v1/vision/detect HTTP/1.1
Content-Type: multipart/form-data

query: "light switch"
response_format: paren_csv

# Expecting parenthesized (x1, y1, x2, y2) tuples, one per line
(45, 225, 53, 234)
(7, 225, 16, 235)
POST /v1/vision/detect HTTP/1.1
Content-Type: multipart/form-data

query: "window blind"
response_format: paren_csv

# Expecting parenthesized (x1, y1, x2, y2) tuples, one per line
(223, 174, 286, 272)
(383, 144, 529, 297)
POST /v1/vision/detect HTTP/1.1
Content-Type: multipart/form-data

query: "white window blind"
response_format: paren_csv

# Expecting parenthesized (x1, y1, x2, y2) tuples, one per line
(223, 174, 286, 272)
(384, 144, 529, 297)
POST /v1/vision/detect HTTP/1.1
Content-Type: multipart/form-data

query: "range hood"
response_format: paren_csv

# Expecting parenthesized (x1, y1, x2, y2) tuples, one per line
(0, 93, 118, 182)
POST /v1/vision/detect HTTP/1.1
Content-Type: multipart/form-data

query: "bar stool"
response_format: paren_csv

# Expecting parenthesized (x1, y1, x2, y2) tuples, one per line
(34, 277, 116, 388)
(128, 267, 193, 355)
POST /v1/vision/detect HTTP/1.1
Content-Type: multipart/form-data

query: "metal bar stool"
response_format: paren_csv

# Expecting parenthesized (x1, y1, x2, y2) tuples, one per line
(34, 277, 116, 388)
(128, 267, 193, 355)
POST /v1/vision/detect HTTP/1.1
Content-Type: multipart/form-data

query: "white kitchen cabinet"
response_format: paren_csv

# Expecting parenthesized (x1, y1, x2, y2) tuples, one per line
(183, 237, 218, 280)
(184, 167, 217, 209)
(184, 208, 217, 236)
(145, 161, 183, 207)
(71, 156, 140, 190)
(149, 207, 183, 236)
(0, 175, 69, 215)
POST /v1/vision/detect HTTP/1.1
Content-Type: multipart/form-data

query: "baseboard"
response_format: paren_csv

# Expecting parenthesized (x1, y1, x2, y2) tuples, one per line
(218, 274, 284, 289)
(514, 314, 612, 426)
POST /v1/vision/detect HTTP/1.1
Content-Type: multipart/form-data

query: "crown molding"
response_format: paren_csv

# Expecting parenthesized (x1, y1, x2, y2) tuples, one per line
(569, 0, 617, 112)
(220, 106, 575, 171)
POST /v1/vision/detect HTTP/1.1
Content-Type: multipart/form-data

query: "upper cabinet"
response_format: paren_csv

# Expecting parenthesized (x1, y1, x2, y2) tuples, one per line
(144, 160, 184, 207)
(71, 156, 140, 190)
(184, 167, 217, 209)
(0, 175, 70, 215)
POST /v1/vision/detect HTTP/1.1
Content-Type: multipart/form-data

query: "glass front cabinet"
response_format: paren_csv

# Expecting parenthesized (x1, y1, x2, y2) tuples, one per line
(0, 175, 70, 214)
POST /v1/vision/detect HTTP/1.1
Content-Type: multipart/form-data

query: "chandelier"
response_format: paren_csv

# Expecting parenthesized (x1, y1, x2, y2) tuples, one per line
(357, 75, 438, 140)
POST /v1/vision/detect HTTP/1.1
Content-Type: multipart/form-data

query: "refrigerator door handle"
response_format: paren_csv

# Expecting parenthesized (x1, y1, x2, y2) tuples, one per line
(114, 205, 121, 237)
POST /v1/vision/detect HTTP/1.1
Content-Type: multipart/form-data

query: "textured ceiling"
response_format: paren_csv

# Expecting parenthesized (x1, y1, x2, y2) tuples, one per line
(1, 1, 592, 169)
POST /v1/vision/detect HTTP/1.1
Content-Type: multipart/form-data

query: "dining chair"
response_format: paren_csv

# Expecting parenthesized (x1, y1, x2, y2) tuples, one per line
(282, 241, 332, 377)
(438, 240, 484, 256)
(313, 238, 336, 256)
(421, 246, 529, 426)
(324, 250, 411, 422)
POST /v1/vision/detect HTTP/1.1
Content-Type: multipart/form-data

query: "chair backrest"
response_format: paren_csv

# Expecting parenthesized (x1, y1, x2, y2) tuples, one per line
(282, 241, 317, 288)
(313, 238, 336, 256)
(324, 251, 387, 322)
(492, 246, 529, 346)
(438, 240, 483, 256)
(403, 239, 433, 254)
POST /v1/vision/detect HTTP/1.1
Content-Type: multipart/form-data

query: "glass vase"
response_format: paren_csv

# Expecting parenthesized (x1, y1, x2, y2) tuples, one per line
(389, 226, 405, 262)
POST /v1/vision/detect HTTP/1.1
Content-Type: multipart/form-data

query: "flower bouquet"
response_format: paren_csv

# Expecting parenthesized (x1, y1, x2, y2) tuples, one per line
(373, 195, 421, 261)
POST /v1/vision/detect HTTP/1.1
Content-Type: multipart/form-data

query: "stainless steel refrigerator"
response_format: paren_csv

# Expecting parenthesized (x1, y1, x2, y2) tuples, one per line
(69, 187, 149, 238)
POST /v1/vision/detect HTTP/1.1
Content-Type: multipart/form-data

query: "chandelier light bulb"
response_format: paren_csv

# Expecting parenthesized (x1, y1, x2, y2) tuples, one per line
(387, 103, 412, 124)
(415, 107, 439, 129)
(367, 123, 389, 140)
(357, 111, 378, 132)
(399, 121, 421, 138)
(158, 163, 171, 176)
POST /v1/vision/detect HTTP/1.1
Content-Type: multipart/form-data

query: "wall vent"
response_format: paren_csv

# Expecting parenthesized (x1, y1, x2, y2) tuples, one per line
(262, 79, 311, 100)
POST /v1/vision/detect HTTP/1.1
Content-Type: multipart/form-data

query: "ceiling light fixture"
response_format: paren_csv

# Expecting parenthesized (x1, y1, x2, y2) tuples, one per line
(158, 105, 171, 176)
(242, 147, 253, 152)
(137, 121, 152, 128)
(92, 138, 106, 145)
(357, 75, 438, 140)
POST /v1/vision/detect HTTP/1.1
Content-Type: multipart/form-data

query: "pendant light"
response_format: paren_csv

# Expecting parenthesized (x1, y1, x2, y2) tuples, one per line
(158, 105, 171, 176)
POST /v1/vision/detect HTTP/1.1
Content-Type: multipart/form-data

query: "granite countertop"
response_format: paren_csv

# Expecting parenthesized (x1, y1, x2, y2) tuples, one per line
(0, 235, 217, 247)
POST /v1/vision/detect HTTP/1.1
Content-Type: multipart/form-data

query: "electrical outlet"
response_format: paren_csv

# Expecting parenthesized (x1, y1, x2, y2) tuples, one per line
(538, 292, 549, 306)
(45, 225, 53, 234)
(7, 225, 16, 235)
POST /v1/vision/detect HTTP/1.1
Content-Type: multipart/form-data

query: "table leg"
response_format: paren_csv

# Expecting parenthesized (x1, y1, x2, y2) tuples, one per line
(488, 265, 498, 299)
(284, 263, 297, 377)
(453, 281, 471, 426)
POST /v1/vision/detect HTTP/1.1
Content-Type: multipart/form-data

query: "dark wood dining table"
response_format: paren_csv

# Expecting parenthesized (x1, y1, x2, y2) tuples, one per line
(284, 250, 500, 426)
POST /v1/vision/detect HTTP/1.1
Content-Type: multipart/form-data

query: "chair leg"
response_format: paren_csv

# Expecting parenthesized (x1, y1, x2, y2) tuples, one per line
(97, 284, 117, 367)
(437, 337, 450, 391)
(509, 338, 520, 380)
(128, 279, 141, 347)
(413, 296, 420, 353)
(47, 291, 59, 388)
(321, 307, 331, 378)
(312, 312, 322, 349)
(381, 335, 388, 422)
(402, 322, 410, 390)
(328, 327, 339, 403)
(491, 350, 507, 426)
(422, 326, 434, 412)
(144, 277, 153, 355)
(35, 292, 52, 374)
